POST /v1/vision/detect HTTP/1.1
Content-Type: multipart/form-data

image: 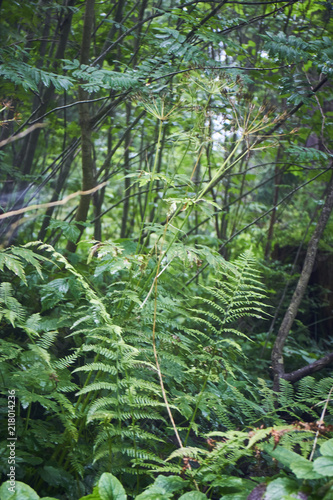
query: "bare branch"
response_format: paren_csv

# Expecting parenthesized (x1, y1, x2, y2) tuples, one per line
(0, 123, 46, 148)
(0, 182, 107, 221)
(283, 353, 333, 383)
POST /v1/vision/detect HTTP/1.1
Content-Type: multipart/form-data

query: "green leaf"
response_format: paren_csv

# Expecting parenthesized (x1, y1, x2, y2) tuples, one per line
(98, 473, 127, 500)
(290, 459, 322, 479)
(153, 476, 188, 493)
(0, 254, 27, 284)
(48, 220, 80, 243)
(79, 486, 102, 500)
(321, 439, 333, 458)
(313, 456, 333, 476)
(219, 494, 249, 500)
(0, 481, 39, 500)
(262, 443, 302, 468)
(178, 493, 207, 500)
(286, 145, 329, 163)
(135, 491, 171, 500)
(265, 478, 299, 500)
(211, 476, 254, 491)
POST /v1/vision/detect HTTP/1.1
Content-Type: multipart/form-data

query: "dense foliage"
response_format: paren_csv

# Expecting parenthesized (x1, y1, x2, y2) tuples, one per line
(1, 0, 333, 498)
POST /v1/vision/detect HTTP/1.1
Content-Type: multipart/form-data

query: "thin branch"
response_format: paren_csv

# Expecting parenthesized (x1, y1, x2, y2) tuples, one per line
(0, 123, 46, 148)
(272, 172, 333, 389)
(150, 237, 184, 450)
(283, 353, 333, 384)
(0, 182, 107, 221)
(93, 12, 166, 67)
(150, 63, 296, 84)
(28, 97, 109, 126)
(220, 0, 301, 34)
(227, 0, 300, 3)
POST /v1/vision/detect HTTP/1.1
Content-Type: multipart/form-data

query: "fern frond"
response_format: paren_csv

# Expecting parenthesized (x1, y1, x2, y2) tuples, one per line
(0, 282, 26, 326)
(0, 339, 23, 362)
(36, 331, 57, 350)
(57, 383, 80, 393)
(53, 393, 77, 417)
(76, 382, 119, 396)
(0, 253, 27, 283)
(88, 410, 166, 423)
(53, 353, 78, 370)
(73, 362, 118, 375)
(29, 345, 51, 367)
(19, 391, 59, 413)
(166, 446, 209, 462)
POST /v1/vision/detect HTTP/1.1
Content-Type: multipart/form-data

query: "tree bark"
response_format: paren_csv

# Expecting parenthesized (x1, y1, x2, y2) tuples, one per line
(265, 148, 283, 259)
(66, 0, 95, 253)
(283, 352, 333, 383)
(0, 1, 75, 244)
(120, 103, 132, 239)
(272, 170, 333, 390)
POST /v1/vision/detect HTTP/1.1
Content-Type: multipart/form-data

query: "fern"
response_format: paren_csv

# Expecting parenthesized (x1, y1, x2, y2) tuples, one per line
(0, 244, 51, 284)
(53, 353, 78, 370)
(0, 339, 22, 361)
(0, 282, 26, 326)
(2, 240, 330, 496)
(191, 251, 268, 337)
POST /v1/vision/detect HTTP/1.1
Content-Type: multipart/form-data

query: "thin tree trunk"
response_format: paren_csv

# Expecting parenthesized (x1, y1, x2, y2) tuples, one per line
(38, 152, 73, 241)
(120, 103, 132, 238)
(0, 1, 75, 245)
(265, 149, 282, 259)
(16, 0, 74, 180)
(272, 171, 333, 390)
(66, 0, 95, 253)
(94, 127, 112, 241)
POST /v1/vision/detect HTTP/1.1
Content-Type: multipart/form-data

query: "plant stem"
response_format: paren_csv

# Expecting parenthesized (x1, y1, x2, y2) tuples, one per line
(309, 385, 333, 461)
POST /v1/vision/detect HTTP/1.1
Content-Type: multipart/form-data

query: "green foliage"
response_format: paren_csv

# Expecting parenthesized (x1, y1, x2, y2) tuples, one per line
(0, 59, 73, 92)
(1, 0, 333, 498)
(1, 238, 332, 498)
(286, 145, 331, 163)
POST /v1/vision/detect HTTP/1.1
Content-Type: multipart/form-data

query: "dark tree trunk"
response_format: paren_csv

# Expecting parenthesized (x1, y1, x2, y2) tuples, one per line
(272, 171, 333, 390)
(265, 148, 282, 259)
(66, 0, 95, 253)
(120, 103, 132, 239)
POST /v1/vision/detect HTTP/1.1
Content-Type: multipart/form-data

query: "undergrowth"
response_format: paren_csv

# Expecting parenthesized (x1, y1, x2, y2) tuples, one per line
(0, 242, 333, 499)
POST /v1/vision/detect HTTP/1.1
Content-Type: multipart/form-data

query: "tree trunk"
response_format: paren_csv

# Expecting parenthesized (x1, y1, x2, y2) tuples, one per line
(0, 1, 75, 244)
(272, 171, 333, 390)
(66, 0, 95, 253)
(120, 103, 132, 238)
(265, 148, 282, 259)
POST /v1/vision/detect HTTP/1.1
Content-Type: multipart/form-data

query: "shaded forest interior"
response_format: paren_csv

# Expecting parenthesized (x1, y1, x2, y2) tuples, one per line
(1, 0, 333, 499)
